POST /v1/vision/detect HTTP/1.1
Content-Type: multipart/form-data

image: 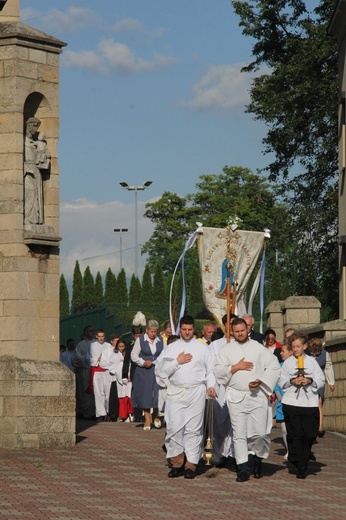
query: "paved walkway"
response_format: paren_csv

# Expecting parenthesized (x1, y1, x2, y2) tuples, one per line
(0, 421, 345, 519)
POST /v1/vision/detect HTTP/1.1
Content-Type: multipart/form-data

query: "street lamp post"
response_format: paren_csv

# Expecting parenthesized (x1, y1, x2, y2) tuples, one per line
(119, 180, 152, 277)
(114, 228, 128, 271)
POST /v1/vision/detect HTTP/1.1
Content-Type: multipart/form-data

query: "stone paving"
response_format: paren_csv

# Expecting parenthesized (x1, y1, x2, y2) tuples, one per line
(0, 421, 345, 519)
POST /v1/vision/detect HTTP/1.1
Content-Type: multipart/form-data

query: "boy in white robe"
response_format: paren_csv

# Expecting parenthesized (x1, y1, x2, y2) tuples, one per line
(214, 317, 280, 482)
(89, 330, 113, 422)
(155, 315, 216, 480)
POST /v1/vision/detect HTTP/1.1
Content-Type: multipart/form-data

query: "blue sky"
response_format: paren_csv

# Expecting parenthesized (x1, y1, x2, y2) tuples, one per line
(21, 0, 271, 287)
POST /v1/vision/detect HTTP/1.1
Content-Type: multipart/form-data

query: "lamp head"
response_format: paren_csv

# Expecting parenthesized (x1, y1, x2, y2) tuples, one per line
(119, 181, 129, 188)
(143, 180, 152, 188)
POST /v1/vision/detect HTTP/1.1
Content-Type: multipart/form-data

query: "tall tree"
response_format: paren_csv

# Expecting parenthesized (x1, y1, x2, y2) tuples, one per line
(94, 271, 104, 307)
(129, 274, 142, 311)
(116, 268, 129, 311)
(153, 260, 167, 322)
(232, 0, 339, 318)
(60, 274, 70, 317)
(83, 266, 95, 306)
(104, 267, 117, 312)
(71, 260, 83, 314)
(141, 264, 153, 307)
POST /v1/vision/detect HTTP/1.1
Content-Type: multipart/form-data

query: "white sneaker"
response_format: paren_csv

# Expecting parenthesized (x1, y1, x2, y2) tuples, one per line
(129, 414, 134, 422)
(125, 417, 131, 423)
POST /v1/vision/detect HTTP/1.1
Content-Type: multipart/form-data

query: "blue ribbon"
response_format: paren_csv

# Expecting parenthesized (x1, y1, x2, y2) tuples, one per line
(170, 229, 200, 334)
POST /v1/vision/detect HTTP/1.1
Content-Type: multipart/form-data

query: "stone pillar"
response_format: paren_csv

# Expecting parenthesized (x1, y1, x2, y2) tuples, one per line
(282, 296, 321, 333)
(327, 0, 346, 320)
(0, 0, 19, 22)
(0, 8, 75, 448)
(265, 300, 284, 343)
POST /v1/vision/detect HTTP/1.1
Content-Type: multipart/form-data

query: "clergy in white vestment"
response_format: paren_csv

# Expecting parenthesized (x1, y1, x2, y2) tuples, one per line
(214, 317, 280, 482)
(155, 315, 216, 480)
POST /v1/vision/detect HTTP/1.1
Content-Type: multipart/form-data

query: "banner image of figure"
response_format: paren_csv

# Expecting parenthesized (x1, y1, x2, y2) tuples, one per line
(198, 226, 267, 324)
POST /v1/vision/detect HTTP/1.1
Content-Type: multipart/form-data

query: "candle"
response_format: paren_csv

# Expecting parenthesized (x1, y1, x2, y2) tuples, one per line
(297, 355, 304, 369)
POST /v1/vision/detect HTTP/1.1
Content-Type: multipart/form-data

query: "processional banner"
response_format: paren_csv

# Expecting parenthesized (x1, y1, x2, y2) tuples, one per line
(198, 226, 266, 326)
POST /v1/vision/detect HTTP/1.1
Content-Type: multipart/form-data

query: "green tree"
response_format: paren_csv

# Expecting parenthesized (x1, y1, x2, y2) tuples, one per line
(94, 271, 104, 307)
(60, 274, 70, 317)
(191, 166, 287, 237)
(71, 260, 83, 313)
(83, 266, 95, 307)
(269, 262, 282, 302)
(142, 192, 198, 273)
(153, 260, 167, 322)
(128, 274, 142, 310)
(143, 167, 290, 308)
(116, 268, 128, 311)
(141, 264, 153, 308)
(232, 0, 339, 318)
(104, 267, 117, 312)
(187, 266, 204, 317)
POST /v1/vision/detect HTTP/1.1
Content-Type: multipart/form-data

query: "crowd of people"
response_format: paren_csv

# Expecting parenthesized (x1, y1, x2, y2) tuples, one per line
(59, 312, 334, 482)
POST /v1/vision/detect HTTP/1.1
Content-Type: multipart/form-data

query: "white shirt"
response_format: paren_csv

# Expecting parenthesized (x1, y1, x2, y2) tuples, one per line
(131, 333, 161, 367)
(155, 337, 215, 388)
(214, 338, 280, 398)
(89, 341, 113, 368)
(279, 354, 325, 407)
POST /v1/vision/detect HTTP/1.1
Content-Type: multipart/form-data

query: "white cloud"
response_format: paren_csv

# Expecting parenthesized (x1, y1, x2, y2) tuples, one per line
(112, 18, 145, 33)
(112, 18, 167, 38)
(62, 50, 105, 73)
(98, 39, 176, 74)
(62, 39, 177, 75)
(184, 63, 261, 111)
(60, 198, 155, 284)
(22, 7, 100, 34)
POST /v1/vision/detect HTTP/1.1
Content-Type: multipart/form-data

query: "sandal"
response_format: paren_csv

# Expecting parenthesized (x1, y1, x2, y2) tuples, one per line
(153, 418, 162, 429)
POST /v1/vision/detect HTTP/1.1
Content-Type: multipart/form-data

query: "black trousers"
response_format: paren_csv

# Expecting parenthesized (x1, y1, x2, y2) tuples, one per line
(108, 381, 119, 421)
(283, 404, 319, 468)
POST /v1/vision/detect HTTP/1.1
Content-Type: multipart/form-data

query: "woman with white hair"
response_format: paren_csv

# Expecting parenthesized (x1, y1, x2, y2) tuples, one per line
(131, 319, 164, 430)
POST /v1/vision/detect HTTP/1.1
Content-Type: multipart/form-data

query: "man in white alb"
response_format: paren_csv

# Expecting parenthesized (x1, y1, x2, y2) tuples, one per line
(214, 317, 280, 482)
(155, 315, 215, 480)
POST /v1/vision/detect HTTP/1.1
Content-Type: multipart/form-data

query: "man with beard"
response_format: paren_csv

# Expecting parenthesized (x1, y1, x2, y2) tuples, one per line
(214, 318, 280, 482)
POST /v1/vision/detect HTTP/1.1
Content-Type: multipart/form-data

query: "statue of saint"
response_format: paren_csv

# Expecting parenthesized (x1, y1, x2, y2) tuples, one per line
(23, 117, 51, 228)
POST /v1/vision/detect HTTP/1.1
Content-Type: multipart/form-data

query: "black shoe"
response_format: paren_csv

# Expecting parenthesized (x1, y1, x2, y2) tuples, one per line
(253, 455, 263, 479)
(309, 452, 316, 461)
(168, 466, 185, 478)
(225, 456, 238, 472)
(236, 469, 250, 482)
(214, 456, 226, 468)
(296, 464, 308, 479)
(96, 416, 105, 423)
(184, 468, 196, 480)
(317, 430, 325, 438)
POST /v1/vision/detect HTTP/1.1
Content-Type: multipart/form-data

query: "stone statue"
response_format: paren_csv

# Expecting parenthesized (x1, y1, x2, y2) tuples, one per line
(23, 117, 51, 229)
